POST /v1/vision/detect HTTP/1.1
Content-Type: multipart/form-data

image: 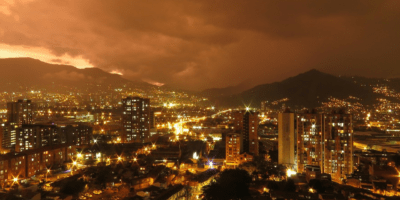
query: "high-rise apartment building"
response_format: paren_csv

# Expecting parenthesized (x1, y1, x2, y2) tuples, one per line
(2, 99, 35, 151)
(295, 111, 353, 182)
(323, 113, 353, 182)
(232, 111, 244, 131)
(243, 111, 259, 156)
(122, 96, 150, 143)
(278, 111, 296, 166)
(1, 124, 18, 150)
(7, 99, 34, 125)
(296, 112, 324, 173)
(226, 133, 242, 166)
(231, 110, 259, 156)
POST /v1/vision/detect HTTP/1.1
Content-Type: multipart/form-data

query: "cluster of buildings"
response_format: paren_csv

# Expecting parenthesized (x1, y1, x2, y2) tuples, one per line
(225, 110, 259, 167)
(278, 109, 354, 183)
(0, 99, 93, 185)
(0, 96, 156, 187)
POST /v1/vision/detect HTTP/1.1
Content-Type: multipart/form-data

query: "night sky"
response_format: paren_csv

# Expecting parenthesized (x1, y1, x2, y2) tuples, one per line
(1, 0, 400, 90)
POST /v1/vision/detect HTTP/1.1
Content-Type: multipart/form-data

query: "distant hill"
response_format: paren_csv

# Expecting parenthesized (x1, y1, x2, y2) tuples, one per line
(0, 58, 150, 92)
(201, 80, 253, 97)
(207, 69, 393, 108)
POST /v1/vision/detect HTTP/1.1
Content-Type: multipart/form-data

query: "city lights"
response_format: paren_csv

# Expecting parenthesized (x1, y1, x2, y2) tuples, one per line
(1, 44, 399, 199)
(208, 161, 213, 169)
(286, 169, 296, 177)
(193, 152, 199, 160)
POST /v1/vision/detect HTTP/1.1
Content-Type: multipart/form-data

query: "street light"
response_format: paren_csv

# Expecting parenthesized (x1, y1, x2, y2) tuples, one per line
(77, 153, 82, 159)
(12, 176, 18, 185)
(46, 169, 50, 182)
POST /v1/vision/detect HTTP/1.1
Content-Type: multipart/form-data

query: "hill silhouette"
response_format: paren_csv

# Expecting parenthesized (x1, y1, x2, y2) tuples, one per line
(0, 58, 149, 92)
(209, 69, 389, 108)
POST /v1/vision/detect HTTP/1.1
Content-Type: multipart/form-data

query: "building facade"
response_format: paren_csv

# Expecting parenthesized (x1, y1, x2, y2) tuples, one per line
(295, 111, 353, 182)
(225, 133, 242, 166)
(243, 111, 259, 156)
(122, 97, 151, 143)
(278, 112, 296, 166)
(232, 111, 244, 132)
(7, 99, 34, 126)
(296, 113, 324, 173)
(323, 113, 353, 182)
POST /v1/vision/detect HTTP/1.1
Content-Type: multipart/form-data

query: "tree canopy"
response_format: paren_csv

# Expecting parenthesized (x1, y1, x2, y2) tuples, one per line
(202, 169, 251, 200)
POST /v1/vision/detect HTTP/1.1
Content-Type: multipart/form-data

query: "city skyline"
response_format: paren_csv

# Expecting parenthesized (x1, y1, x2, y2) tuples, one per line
(0, 0, 400, 90)
(1, 1, 400, 199)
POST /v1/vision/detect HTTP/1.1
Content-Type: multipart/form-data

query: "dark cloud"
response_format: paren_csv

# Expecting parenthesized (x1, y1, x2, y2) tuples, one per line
(0, 0, 400, 90)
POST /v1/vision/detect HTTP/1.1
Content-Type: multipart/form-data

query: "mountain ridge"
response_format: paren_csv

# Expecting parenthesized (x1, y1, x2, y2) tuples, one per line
(207, 69, 395, 108)
(0, 57, 150, 92)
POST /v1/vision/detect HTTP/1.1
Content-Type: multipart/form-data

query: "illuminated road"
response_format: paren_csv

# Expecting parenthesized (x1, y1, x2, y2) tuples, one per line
(172, 109, 232, 135)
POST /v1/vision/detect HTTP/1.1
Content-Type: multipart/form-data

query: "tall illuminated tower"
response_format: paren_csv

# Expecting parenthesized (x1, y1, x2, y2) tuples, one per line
(243, 110, 259, 156)
(7, 99, 34, 125)
(296, 112, 323, 173)
(295, 110, 353, 183)
(323, 112, 353, 182)
(122, 96, 150, 143)
(226, 133, 242, 166)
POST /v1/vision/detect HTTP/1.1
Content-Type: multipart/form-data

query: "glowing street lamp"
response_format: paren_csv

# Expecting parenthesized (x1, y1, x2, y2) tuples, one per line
(93, 139, 97, 143)
(77, 153, 82, 159)
(12, 176, 18, 185)
(118, 157, 122, 161)
(208, 161, 214, 169)
(46, 169, 51, 181)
